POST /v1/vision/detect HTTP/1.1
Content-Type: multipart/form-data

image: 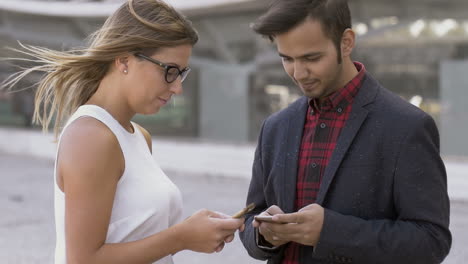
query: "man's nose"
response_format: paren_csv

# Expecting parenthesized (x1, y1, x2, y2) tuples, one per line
(293, 61, 308, 81)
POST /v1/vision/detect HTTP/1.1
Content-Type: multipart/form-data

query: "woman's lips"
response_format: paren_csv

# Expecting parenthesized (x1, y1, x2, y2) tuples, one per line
(158, 97, 170, 105)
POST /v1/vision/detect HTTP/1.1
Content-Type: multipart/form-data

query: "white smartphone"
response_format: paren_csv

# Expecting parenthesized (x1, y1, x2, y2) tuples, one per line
(254, 215, 276, 223)
(254, 215, 289, 224)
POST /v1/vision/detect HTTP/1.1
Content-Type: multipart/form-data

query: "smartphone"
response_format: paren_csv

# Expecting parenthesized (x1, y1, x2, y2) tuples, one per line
(254, 215, 287, 223)
(254, 215, 276, 223)
(232, 203, 255, 218)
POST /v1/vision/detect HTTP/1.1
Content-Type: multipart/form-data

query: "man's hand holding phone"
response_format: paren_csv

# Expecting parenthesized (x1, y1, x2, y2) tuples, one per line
(252, 205, 290, 247)
(253, 204, 324, 247)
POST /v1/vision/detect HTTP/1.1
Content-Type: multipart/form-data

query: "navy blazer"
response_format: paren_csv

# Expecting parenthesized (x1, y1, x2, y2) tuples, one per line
(240, 73, 451, 264)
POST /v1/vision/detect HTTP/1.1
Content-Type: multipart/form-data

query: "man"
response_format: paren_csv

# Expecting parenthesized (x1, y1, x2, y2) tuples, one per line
(239, 0, 451, 263)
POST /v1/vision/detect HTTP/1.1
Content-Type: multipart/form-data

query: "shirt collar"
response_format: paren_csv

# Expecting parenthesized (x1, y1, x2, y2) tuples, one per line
(309, 61, 366, 113)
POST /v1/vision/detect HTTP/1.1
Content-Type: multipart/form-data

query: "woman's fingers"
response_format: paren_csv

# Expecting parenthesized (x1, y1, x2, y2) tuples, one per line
(215, 242, 225, 253)
(224, 234, 235, 243)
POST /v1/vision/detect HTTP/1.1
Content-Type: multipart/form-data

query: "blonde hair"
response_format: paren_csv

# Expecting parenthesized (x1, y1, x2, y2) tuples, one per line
(1, 0, 198, 136)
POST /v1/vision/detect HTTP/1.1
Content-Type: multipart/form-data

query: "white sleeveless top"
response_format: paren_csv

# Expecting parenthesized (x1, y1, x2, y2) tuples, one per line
(54, 105, 183, 264)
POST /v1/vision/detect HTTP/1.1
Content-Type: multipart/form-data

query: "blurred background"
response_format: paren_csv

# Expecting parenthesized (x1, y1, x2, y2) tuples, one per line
(0, 0, 467, 263)
(0, 0, 467, 156)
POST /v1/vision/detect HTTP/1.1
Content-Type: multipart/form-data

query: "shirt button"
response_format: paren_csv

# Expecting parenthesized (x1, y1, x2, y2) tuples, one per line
(320, 123, 326, 129)
(311, 163, 317, 168)
(337, 107, 343, 113)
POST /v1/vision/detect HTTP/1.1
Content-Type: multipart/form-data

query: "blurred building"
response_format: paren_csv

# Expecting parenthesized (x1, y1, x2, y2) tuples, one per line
(0, 0, 467, 157)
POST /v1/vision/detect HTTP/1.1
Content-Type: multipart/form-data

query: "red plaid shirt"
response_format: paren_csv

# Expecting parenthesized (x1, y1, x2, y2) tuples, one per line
(282, 62, 366, 263)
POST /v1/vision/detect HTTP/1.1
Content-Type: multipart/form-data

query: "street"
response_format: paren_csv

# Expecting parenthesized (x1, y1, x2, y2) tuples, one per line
(0, 152, 466, 263)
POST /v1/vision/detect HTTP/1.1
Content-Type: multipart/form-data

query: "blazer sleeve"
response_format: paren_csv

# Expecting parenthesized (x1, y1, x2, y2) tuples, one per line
(239, 121, 284, 261)
(312, 114, 452, 264)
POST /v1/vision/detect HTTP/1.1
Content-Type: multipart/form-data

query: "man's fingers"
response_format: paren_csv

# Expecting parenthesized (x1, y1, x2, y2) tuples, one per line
(272, 231, 301, 242)
(266, 205, 285, 215)
(261, 221, 301, 236)
(252, 219, 260, 228)
(253, 210, 273, 228)
(260, 222, 300, 241)
(260, 226, 290, 246)
(258, 222, 273, 237)
(254, 206, 284, 228)
(298, 204, 316, 212)
(258, 210, 272, 217)
(272, 212, 301, 223)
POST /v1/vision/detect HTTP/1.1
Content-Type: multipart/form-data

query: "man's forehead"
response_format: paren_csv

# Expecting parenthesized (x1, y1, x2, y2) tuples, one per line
(275, 22, 331, 58)
(276, 37, 327, 58)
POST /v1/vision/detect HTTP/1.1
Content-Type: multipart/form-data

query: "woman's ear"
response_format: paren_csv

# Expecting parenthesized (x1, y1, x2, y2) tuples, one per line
(115, 55, 130, 74)
(341, 28, 356, 58)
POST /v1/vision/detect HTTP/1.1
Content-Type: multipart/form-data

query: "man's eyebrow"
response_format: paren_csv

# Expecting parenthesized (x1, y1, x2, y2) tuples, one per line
(299, 52, 323, 58)
(278, 51, 323, 59)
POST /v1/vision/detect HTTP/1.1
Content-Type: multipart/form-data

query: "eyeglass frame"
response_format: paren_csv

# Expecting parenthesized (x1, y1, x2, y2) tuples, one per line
(134, 52, 191, 83)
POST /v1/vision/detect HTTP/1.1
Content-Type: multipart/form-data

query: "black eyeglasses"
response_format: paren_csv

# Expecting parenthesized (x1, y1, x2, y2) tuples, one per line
(134, 53, 191, 83)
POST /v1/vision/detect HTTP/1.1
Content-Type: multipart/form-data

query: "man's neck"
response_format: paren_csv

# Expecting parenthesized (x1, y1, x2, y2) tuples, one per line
(316, 59, 359, 105)
(340, 59, 359, 87)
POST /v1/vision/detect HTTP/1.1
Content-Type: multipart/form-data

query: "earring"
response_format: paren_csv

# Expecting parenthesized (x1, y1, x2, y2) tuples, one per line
(123, 69, 128, 74)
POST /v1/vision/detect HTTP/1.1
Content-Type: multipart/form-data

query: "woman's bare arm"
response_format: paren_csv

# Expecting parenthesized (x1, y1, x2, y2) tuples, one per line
(58, 117, 243, 264)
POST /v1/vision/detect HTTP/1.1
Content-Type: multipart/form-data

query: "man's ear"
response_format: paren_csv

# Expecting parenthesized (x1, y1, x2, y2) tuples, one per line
(341, 28, 355, 58)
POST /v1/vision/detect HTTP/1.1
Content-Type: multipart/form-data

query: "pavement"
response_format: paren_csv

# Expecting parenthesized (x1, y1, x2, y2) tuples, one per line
(0, 151, 266, 264)
(0, 127, 467, 202)
(1, 138, 467, 264)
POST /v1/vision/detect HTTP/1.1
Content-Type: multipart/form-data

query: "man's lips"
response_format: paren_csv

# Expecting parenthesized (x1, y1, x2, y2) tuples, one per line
(300, 80, 319, 90)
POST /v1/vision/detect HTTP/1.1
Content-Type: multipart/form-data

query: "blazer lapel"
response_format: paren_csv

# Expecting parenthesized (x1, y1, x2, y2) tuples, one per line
(316, 74, 379, 205)
(282, 97, 308, 213)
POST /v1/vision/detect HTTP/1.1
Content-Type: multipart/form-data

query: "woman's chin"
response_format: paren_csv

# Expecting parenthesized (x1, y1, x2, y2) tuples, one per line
(139, 106, 160, 116)
(149, 108, 161, 115)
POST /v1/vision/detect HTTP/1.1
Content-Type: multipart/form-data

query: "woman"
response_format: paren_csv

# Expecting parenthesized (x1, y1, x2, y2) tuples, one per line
(2, 0, 244, 263)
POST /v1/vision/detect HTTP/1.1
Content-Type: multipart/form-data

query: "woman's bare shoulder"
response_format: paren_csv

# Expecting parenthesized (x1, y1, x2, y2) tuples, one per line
(57, 117, 124, 187)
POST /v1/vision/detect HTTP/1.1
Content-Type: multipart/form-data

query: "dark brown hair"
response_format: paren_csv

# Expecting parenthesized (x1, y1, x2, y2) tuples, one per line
(252, 0, 351, 61)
